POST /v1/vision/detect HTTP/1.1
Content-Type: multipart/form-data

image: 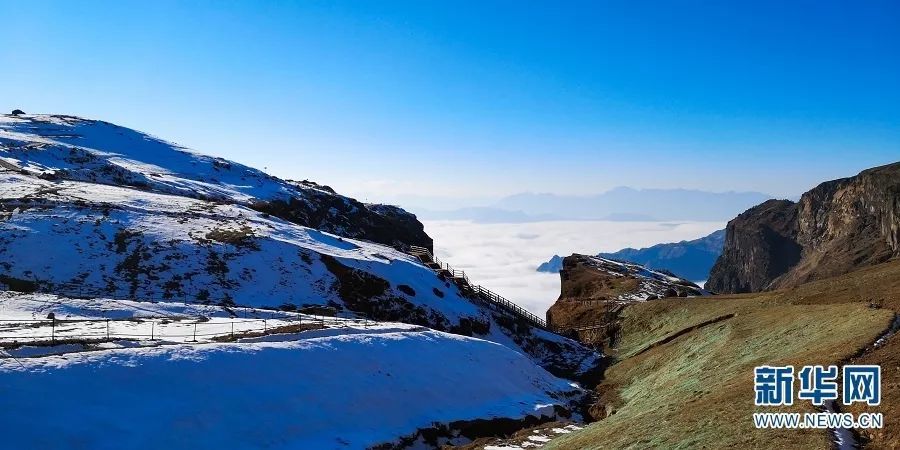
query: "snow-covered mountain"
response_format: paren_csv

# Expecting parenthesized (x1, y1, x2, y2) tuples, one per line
(0, 113, 601, 378)
(0, 114, 431, 250)
(0, 113, 604, 448)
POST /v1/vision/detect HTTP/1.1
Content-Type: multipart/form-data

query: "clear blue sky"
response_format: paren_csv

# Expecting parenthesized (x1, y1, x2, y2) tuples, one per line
(2, 1, 898, 206)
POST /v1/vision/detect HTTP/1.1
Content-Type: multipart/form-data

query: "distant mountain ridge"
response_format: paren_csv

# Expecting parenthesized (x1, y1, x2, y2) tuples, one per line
(537, 229, 726, 281)
(495, 187, 771, 222)
(413, 207, 562, 223)
(537, 255, 566, 273)
(415, 188, 771, 223)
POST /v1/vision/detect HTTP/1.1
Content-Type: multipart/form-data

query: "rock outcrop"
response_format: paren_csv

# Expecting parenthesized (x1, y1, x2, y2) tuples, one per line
(704, 200, 800, 293)
(546, 254, 705, 340)
(707, 162, 900, 293)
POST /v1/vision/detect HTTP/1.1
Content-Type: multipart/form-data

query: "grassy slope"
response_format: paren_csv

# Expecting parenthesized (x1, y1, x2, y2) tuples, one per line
(546, 259, 900, 449)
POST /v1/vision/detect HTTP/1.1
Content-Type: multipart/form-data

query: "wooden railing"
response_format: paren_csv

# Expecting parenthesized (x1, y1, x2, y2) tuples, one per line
(408, 246, 550, 331)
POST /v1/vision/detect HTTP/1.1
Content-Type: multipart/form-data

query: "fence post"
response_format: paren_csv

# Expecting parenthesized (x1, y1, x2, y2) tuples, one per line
(51, 318, 55, 344)
(151, 322, 155, 341)
(231, 321, 234, 339)
(192, 323, 197, 342)
(263, 319, 267, 334)
(106, 319, 110, 340)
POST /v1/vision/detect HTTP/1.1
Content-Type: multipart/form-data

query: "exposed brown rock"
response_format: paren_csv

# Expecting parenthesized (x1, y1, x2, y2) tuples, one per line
(251, 193, 432, 252)
(376, 405, 575, 450)
(546, 254, 704, 346)
(704, 199, 800, 293)
(707, 161, 900, 293)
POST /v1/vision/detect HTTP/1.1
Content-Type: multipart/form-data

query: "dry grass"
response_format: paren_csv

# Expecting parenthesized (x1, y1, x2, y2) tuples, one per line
(546, 259, 900, 450)
(559, 266, 640, 300)
(845, 334, 900, 449)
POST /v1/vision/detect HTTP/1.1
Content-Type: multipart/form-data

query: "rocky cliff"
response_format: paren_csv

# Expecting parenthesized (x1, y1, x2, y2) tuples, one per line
(546, 254, 705, 341)
(707, 162, 900, 293)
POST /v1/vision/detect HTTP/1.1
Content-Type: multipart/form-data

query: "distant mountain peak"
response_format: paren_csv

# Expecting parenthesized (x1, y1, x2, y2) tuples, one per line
(493, 189, 771, 222)
(537, 229, 725, 281)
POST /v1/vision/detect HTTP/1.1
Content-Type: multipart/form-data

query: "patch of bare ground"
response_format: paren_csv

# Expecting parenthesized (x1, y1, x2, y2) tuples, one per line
(372, 406, 571, 450)
(845, 332, 900, 449)
(446, 421, 584, 450)
(211, 322, 326, 342)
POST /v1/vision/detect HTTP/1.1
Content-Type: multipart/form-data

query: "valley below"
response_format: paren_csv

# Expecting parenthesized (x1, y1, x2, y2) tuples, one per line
(423, 219, 724, 315)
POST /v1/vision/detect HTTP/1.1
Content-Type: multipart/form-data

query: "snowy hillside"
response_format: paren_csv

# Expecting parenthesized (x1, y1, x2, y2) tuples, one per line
(0, 114, 431, 249)
(0, 113, 602, 379)
(0, 294, 581, 450)
(0, 171, 470, 319)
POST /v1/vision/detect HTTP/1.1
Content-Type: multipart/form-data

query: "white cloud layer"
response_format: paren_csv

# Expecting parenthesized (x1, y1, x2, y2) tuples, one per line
(423, 220, 725, 316)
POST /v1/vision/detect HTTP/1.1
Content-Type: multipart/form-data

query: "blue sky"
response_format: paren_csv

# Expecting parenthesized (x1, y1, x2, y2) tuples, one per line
(2, 1, 898, 206)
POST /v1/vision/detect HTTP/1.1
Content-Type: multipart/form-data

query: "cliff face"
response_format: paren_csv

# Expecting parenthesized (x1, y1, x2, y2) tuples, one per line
(707, 162, 900, 293)
(547, 254, 705, 335)
(705, 200, 800, 293)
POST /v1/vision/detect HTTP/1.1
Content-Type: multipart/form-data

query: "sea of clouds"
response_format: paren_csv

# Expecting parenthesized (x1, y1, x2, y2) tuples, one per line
(423, 220, 725, 316)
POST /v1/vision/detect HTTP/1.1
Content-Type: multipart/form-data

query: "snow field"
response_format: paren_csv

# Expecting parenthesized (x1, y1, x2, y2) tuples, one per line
(0, 327, 581, 450)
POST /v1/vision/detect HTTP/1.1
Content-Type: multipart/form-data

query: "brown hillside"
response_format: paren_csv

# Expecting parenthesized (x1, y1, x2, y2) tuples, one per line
(546, 259, 900, 450)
